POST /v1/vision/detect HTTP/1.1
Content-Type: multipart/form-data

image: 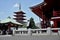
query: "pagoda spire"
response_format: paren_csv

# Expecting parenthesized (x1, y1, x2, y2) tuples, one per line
(19, 3, 21, 11)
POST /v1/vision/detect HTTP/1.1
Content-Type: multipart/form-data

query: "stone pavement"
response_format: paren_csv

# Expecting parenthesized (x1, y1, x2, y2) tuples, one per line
(0, 35, 60, 40)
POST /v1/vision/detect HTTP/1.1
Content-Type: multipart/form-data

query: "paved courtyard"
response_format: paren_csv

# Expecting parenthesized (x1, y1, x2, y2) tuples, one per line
(0, 35, 60, 40)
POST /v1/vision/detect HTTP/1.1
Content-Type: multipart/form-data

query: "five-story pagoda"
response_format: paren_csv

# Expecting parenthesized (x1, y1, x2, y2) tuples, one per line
(14, 4, 26, 24)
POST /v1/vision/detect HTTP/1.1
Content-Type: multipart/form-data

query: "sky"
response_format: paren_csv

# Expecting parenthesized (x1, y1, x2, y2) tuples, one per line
(0, 0, 43, 23)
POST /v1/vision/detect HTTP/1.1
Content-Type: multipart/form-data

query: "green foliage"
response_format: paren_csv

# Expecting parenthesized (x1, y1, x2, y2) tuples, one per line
(27, 17, 38, 29)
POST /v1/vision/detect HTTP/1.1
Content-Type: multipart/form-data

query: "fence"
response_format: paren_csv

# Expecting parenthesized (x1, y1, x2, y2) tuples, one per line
(13, 27, 60, 35)
(0, 27, 60, 35)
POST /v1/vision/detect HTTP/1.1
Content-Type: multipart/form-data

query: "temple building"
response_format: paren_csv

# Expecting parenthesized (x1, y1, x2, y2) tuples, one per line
(0, 17, 22, 31)
(14, 4, 26, 24)
(30, 0, 60, 28)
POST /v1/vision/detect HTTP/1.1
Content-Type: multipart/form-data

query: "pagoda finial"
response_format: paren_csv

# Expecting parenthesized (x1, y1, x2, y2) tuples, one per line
(19, 3, 21, 11)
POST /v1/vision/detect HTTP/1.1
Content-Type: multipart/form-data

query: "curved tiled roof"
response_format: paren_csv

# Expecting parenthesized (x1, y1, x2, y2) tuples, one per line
(0, 17, 22, 25)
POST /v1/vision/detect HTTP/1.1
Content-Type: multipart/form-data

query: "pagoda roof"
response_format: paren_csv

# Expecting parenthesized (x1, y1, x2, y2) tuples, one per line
(14, 15, 26, 17)
(0, 17, 22, 25)
(14, 18, 26, 20)
(14, 10, 25, 14)
(14, 17, 25, 18)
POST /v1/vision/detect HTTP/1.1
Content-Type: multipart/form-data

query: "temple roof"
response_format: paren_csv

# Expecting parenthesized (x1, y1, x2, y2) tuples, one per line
(30, 2, 46, 19)
(30, 0, 60, 20)
(0, 17, 22, 25)
(30, 2, 53, 19)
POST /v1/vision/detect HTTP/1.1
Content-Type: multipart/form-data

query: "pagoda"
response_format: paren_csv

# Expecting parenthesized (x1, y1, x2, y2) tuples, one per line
(30, 0, 60, 28)
(14, 4, 26, 24)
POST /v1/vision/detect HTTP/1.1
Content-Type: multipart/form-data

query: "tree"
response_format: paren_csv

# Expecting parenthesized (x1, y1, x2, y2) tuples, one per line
(27, 17, 38, 29)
